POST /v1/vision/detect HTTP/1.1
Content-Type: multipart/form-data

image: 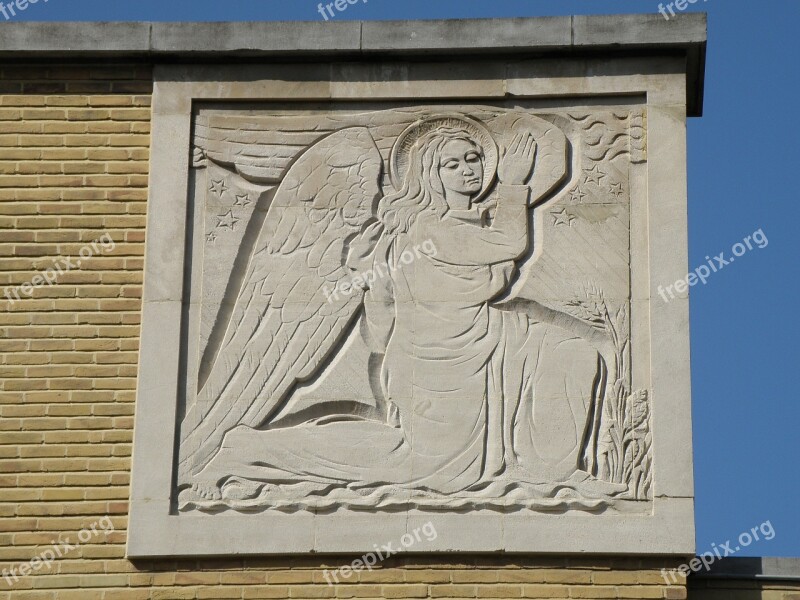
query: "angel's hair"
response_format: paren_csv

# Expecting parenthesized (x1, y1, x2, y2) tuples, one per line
(379, 127, 484, 235)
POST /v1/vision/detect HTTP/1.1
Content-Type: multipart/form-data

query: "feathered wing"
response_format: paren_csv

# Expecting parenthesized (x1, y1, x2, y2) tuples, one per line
(179, 127, 384, 479)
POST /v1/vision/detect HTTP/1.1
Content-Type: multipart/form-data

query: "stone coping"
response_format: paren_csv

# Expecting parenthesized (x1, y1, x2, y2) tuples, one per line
(0, 14, 707, 114)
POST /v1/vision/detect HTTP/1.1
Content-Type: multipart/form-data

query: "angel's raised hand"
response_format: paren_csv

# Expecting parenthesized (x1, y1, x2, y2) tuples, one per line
(498, 131, 537, 186)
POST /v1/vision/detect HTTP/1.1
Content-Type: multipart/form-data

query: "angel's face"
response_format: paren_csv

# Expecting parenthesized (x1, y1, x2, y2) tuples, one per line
(438, 139, 483, 198)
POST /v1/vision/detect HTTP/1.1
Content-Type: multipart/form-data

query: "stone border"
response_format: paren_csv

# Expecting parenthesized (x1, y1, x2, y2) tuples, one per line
(128, 53, 697, 558)
(0, 14, 707, 115)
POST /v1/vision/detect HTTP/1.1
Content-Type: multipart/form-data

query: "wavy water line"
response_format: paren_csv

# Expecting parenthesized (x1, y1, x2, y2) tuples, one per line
(180, 479, 620, 514)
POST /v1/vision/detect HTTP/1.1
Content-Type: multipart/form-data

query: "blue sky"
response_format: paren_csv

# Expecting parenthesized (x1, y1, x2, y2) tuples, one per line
(11, 0, 800, 557)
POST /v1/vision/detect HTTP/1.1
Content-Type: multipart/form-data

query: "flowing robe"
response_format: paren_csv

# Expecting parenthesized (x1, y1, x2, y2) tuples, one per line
(190, 184, 603, 497)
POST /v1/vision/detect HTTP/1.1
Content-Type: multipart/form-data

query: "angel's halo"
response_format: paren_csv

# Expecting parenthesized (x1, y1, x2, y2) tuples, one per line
(389, 114, 499, 203)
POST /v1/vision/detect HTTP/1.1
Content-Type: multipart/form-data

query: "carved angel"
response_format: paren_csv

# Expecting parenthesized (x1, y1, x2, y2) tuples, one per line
(178, 115, 624, 507)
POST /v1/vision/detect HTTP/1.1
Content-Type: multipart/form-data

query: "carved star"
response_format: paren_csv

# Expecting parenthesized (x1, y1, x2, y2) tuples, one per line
(233, 193, 252, 207)
(583, 165, 607, 185)
(609, 182, 624, 198)
(206, 232, 217, 243)
(570, 188, 587, 203)
(209, 178, 228, 196)
(216, 210, 239, 231)
(551, 209, 576, 227)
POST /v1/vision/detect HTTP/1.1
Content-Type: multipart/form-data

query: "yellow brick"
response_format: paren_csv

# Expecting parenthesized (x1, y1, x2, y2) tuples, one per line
(18, 135, 65, 147)
(87, 96, 133, 107)
(42, 122, 87, 134)
(108, 134, 149, 147)
(284, 585, 335, 598)
(36, 232, 83, 244)
(665, 586, 687, 599)
(76, 340, 120, 351)
(403, 569, 451, 584)
(152, 590, 195, 600)
(0, 341, 30, 353)
(242, 587, 293, 599)
(108, 108, 151, 121)
(16, 473, 64, 487)
(0, 108, 22, 119)
(640, 570, 684, 584)
(0, 489, 40, 501)
(18, 444, 66, 460)
(197, 588, 241, 599)
(0, 174, 39, 187)
(86, 122, 132, 134)
(47, 403, 92, 416)
(151, 572, 175, 586)
(334, 584, 383, 598)
(1, 432, 43, 444)
(3, 121, 45, 133)
(265, 571, 315, 585)
(451, 570, 500, 583)
(85, 148, 126, 160)
(568, 585, 620, 598)
(17, 216, 61, 228)
(106, 161, 149, 174)
(84, 487, 128, 500)
(60, 161, 105, 175)
(39, 175, 85, 187)
(16, 161, 64, 174)
(101, 590, 151, 600)
(1, 403, 45, 417)
(40, 488, 84, 501)
(5, 379, 48, 391)
(44, 96, 89, 107)
(173, 572, 221, 585)
(521, 584, 571, 598)
(375, 585, 427, 599)
(218, 572, 268, 585)
(39, 148, 87, 160)
(66, 109, 110, 121)
(63, 134, 107, 147)
(614, 585, 664, 598)
(73, 366, 119, 377)
(429, 584, 477, 598)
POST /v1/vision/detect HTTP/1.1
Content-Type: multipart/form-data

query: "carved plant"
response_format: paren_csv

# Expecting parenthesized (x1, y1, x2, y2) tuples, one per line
(562, 285, 653, 500)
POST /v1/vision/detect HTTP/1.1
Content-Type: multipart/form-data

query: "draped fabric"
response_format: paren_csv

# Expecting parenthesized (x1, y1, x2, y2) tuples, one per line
(182, 185, 611, 507)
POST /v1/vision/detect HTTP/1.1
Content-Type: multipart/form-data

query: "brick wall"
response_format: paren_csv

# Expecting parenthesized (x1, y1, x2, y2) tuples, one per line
(0, 63, 149, 599)
(0, 63, 693, 600)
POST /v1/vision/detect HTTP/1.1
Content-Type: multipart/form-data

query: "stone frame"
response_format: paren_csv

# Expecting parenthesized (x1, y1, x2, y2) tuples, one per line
(128, 53, 696, 558)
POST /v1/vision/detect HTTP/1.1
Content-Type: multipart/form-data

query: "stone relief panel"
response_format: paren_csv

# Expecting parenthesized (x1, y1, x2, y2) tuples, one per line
(176, 104, 650, 514)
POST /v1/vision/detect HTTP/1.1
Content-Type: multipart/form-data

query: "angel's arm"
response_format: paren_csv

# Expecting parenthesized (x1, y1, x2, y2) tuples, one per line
(418, 183, 530, 266)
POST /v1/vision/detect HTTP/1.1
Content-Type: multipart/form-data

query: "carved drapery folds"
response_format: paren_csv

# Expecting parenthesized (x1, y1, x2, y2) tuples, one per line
(178, 106, 651, 513)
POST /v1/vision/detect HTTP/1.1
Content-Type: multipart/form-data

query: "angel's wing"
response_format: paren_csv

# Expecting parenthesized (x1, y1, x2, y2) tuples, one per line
(179, 127, 383, 478)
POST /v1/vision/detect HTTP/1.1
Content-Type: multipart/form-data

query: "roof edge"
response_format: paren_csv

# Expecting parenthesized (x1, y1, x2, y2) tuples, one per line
(0, 14, 707, 116)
